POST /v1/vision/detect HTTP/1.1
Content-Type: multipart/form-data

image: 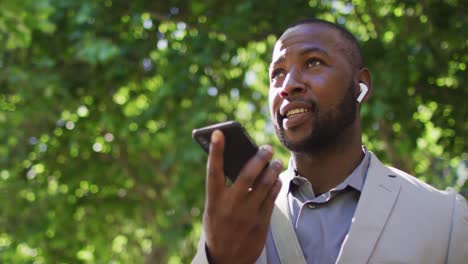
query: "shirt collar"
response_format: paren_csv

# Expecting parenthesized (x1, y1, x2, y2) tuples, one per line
(284, 147, 371, 197)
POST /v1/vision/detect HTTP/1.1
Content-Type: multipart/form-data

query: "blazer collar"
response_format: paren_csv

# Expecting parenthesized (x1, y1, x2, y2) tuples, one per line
(336, 152, 401, 264)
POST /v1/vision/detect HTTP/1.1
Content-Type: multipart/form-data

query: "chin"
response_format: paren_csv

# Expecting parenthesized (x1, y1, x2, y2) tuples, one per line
(276, 128, 313, 153)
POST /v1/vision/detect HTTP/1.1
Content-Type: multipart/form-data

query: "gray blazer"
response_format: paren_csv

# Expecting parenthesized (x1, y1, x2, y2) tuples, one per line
(193, 153, 468, 263)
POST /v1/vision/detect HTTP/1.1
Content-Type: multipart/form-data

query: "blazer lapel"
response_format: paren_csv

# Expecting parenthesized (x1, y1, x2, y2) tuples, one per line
(336, 152, 401, 264)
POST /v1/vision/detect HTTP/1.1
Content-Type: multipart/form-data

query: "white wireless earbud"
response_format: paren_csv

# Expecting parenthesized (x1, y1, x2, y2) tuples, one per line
(357, 83, 368, 103)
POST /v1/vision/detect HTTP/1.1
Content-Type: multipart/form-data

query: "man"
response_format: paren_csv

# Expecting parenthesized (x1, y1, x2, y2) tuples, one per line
(193, 18, 467, 263)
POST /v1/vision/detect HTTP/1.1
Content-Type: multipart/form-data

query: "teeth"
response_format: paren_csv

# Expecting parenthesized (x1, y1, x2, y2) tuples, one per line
(286, 108, 309, 118)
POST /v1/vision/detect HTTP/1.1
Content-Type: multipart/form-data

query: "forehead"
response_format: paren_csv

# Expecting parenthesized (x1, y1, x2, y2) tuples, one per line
(271, 23, 346, 64)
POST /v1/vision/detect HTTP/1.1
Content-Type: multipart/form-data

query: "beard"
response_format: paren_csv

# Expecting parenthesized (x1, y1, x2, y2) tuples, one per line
(275, 82, 357, 153)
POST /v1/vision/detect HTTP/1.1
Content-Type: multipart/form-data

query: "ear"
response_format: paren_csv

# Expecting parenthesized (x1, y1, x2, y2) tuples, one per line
(356, 68, 372, 103)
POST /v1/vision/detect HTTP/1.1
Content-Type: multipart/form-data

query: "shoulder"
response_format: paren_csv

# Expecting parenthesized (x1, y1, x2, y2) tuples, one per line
(387, 165, 446, 194)
(363, 153, 467, 263)
(367, 152, 468, 224)
(384, 162, 468, 262)
(369, 152, 454, 200)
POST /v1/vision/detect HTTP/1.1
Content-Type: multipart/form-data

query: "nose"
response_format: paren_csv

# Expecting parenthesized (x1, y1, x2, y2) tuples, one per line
(279, 70, 305, 98)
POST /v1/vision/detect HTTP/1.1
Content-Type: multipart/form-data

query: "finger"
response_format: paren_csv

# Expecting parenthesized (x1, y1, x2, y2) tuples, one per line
(232, 145, 273, 196)
(206, 130, 226, 200)
(249, 159, 283, 203)
(258, 179, 282, 228)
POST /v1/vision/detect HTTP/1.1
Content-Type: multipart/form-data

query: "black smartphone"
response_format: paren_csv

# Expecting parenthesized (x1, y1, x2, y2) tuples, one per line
(192, 121, 259, 182)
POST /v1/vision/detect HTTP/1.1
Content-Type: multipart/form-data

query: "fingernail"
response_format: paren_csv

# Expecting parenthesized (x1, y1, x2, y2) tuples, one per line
(271, 159, 283, 171)
(260, 145, 273, 154)
(211, 130, 221, 143)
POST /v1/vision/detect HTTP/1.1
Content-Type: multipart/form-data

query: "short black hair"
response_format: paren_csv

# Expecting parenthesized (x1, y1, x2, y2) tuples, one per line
(281, 18, 364, 69)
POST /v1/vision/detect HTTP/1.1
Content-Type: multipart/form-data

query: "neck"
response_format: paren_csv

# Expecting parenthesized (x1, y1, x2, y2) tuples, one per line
(291, 124, 364, 195)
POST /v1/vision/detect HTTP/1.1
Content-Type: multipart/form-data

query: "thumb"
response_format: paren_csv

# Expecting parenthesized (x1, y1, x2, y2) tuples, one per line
(206, 130, 226, 201)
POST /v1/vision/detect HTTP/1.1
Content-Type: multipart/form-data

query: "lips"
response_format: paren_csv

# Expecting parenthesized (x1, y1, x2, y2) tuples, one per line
(278, 101, 314, 129)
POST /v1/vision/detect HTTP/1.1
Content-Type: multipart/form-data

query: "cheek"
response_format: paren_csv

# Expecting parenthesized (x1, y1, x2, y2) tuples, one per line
(268, 88, 280, 120)
(304, 74, 329, 92)
(305, 74, 342, 106)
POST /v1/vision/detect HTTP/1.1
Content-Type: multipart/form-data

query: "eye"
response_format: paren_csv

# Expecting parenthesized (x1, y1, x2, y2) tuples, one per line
(271, 69, 286, 80)
(305, 58, 323, 69)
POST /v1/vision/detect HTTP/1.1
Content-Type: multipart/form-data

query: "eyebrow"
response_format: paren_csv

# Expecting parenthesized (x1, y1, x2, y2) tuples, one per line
(270, 47, 329, 68)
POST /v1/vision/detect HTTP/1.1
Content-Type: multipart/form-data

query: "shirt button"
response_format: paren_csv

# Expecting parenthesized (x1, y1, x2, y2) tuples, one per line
(307, 204, 316, 209)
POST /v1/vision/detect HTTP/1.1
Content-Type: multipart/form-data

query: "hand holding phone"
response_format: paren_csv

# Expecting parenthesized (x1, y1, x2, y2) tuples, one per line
(192, 121, 259, 182)
(192, 121, 283, 263)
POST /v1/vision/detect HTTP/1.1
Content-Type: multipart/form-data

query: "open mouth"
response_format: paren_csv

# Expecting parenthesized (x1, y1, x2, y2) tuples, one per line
(286, 108, 310, 118)
(278, 101, 315, 129)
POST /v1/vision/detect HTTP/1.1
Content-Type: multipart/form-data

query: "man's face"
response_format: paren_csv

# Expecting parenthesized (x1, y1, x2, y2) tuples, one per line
(268, 23, 358, 152)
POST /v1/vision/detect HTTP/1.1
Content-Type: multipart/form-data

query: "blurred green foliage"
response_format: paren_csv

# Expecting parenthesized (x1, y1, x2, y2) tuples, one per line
(0, 0, 466, 262)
